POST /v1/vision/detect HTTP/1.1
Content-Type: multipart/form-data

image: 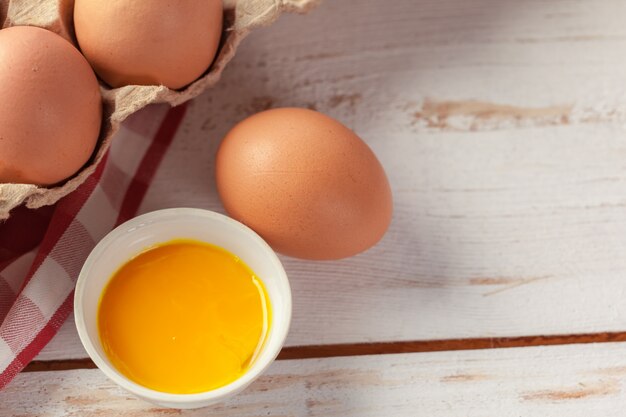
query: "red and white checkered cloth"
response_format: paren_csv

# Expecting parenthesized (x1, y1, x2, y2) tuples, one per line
(0, 102, 188, 389)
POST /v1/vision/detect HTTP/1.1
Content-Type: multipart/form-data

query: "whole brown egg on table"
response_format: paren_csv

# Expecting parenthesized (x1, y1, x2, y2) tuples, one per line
(216, 108, 393, 260)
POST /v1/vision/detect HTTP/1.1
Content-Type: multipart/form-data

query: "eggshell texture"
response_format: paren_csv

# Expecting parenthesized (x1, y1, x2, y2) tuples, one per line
(216, 108, 393, 260)
(74, 0, 223, 89)
(0, 26, 102, 186)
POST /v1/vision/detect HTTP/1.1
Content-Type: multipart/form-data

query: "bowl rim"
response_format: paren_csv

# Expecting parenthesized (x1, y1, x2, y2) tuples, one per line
(74, 207, 292, 406)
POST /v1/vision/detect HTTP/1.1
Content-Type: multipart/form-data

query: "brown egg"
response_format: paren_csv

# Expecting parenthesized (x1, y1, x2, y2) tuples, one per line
(0, 26, 102, 186)
(74, 0, 223, 89)
(216, 108, 393, 260)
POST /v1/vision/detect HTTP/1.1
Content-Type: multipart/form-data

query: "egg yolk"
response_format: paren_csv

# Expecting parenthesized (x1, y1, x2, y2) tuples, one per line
(97, 240, 271, 394)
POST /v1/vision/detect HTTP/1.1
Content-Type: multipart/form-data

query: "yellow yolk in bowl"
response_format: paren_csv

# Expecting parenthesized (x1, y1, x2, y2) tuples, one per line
(97, 240, 271, 394)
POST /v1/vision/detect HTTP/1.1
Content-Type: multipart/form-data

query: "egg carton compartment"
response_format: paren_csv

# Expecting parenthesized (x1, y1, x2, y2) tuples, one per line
(0, 0, 319, 220)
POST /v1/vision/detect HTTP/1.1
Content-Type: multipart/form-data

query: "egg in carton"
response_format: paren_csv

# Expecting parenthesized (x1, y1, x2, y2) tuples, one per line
(0, 0, 319, 220)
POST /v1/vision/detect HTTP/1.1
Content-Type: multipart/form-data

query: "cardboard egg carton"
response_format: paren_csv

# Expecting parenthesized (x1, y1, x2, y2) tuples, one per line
(0, 0, 319, 220)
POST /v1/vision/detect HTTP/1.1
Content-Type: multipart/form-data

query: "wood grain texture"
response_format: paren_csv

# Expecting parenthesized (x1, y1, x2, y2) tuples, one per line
(26, 331, 626, 371)
(9, 342, 626, 416)
(35, 0, 626, 361)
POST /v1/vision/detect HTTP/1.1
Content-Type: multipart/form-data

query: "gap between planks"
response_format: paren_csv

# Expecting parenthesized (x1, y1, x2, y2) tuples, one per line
(24, 331, 626, 373)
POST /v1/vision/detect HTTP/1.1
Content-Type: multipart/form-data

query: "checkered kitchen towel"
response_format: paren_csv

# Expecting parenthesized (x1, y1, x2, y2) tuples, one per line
(0, 103, 188, 389)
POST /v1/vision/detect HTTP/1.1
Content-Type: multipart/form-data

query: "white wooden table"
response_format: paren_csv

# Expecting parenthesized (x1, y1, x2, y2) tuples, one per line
(5, 0, 626, 414)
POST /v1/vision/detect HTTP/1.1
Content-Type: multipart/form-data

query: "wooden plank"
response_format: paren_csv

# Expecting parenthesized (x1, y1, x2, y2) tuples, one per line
(10, 342, 626, 416)
(35, 0, 626, 360)
(25, 331, 626, 372)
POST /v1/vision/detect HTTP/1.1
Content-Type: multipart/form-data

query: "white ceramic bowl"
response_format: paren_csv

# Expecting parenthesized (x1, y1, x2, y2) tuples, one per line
(74, 208, 292, 409)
